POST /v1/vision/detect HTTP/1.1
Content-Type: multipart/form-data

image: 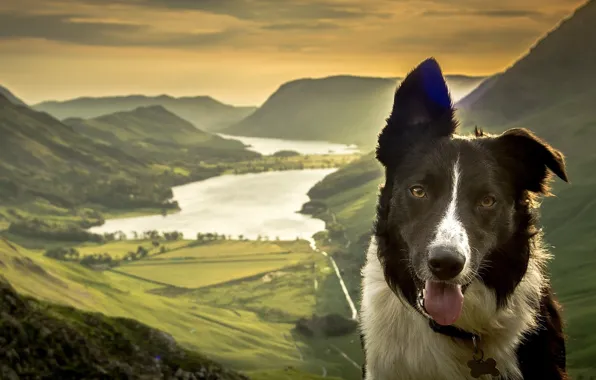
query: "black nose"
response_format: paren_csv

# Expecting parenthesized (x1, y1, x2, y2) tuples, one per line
(428, 245, 466, 280)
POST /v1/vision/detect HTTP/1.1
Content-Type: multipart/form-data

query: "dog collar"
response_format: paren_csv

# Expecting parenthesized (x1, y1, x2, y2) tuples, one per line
(427, 318, 479, 341)
(415, 290, 501, 378)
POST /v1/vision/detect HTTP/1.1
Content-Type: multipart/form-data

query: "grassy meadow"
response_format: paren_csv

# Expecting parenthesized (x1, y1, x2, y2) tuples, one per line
(0, 235, 362, 379)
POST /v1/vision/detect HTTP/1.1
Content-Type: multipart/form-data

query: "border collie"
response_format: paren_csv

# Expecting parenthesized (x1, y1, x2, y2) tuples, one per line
(359, 58, 569, 380)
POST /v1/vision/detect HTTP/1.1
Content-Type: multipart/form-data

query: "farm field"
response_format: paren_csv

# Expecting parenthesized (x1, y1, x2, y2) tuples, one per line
(0, 237, 360, 379)
(114, 240, 316, 288)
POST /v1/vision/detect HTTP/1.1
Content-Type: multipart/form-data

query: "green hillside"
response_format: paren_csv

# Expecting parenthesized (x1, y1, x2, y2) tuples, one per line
(62, 104, 250, 154)
(223, 75, 485, 149)
(33, 94, 257, 132)
(0, 275, 248, 379)
(0, 237, 344, 380)
(0, 94, 258, 236)
(307, 1, 596, 377)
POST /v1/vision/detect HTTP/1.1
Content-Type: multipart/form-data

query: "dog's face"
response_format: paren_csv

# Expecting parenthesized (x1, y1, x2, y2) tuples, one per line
(375, 58, 568, 325)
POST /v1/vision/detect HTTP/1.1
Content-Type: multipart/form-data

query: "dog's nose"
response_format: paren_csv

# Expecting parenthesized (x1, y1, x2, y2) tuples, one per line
(428, 245, 466, 280)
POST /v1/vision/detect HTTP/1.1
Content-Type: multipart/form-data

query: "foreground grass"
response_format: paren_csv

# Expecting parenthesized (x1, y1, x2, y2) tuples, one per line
(0, 237, 359, 379)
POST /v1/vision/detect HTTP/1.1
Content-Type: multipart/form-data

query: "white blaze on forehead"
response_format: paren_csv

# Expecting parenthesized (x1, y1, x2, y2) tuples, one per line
(430, 158, 471, 260)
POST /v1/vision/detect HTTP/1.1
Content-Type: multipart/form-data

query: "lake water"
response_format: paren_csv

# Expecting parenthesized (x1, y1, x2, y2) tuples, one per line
(90, 168, 337, 241)
(217, 133, 360, 155)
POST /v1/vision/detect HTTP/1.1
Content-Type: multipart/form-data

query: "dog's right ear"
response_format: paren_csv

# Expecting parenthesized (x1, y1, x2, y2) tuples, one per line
(376, 58, 457, 167)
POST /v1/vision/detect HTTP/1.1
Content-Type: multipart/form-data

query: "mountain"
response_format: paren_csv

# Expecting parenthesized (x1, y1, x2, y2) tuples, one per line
(223, 75, 486, 148)
(0, 85, 27, 106)
(0, 94, 148, 207)
(63, 105, 242, 146)
(307, 1, 596, 377)
(33, 95, 257, 132)
(0, 94, 256, 227)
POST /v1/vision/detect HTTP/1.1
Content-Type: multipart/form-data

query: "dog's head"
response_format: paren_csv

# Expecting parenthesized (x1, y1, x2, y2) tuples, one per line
(374, 58, 568, 326)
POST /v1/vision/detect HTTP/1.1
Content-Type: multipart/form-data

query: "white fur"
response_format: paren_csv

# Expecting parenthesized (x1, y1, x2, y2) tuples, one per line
(360, 236, 548, 380)
(429, 159, 471, 264)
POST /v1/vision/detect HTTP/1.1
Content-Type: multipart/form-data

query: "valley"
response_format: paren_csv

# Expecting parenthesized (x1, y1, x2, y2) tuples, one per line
(1, 1, 595, 378)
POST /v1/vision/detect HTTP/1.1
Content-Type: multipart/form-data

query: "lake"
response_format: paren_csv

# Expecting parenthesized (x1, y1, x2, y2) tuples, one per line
(90, 168, 337, 240)
(90, 137, 357, 240)
(217, 133, 360, 155)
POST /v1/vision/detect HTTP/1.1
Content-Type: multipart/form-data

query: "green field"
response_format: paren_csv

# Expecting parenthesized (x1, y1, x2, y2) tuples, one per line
(73, 239, 189, 259)
(0, 237, 362, 379)
(117, 254, 312, 288)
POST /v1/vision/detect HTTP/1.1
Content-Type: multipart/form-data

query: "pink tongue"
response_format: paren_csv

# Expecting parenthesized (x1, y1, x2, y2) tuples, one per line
(423, 280, 464, 326)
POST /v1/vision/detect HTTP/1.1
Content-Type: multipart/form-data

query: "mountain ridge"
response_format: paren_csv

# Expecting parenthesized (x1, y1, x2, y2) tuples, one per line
(33, 94, 257, 132)
(0, 85, 27, 106)
(223, 75, 486, 148)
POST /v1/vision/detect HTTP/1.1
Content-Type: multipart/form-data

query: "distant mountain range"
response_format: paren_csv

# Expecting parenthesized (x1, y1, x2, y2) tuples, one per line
(223, 75, 486, 148)
(63, 105, 225, 146)
(308, 1, 596, 376)
(32, 95, 257, 132)
(0, 93, 256, 218)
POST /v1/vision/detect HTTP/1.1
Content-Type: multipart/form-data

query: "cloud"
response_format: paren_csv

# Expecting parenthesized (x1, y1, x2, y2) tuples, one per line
(422, 8, 545, 19)
(0, 12, 141, 44)
(389, 26, 541, 54)
(262, 21, 342, 31)
(0, 11, 244, 48)
(76, 0, 387, 21)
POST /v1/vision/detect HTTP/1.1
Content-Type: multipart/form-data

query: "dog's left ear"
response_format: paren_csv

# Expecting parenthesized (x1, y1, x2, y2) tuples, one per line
(377, 58, 457, 167)
(494, 128, 568, 195)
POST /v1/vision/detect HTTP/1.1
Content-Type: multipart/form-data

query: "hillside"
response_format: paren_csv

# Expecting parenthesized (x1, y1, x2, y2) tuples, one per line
(0, 95, 258, 234)
(33, 94, 256, 132)
(307, 1, 596, 377)
(0, 276, 248, 379)
(0, 237, 343, 380)
(63, 105, 246, 148)
(0, 94, 153, 210)
(223, 75, 485, 148)
(0, 85, 27, 106)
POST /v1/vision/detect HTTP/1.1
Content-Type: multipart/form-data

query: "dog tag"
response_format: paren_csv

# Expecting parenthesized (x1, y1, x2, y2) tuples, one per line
(467, 336, 501, 378)
(467, 357, 500, 378)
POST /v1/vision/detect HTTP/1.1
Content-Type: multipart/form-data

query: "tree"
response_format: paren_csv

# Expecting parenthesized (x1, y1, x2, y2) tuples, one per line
(136, 246, 149, 258)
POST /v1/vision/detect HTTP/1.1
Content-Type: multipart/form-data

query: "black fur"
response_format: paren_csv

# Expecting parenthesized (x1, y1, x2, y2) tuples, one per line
(364, 58, 569, 379)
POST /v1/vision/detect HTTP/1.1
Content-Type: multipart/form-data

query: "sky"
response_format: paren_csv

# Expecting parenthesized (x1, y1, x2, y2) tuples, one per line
(0, 0, 587, 106)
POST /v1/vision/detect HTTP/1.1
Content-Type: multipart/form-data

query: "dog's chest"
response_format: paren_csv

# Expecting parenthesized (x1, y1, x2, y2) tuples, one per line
(361, 307, 519, 380)
(360, 250, 523, 380)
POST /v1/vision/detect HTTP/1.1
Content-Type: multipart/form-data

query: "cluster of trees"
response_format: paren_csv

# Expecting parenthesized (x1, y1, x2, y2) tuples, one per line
(196, 232, 231, 242)
(80, 253, 115, 268)
(195, 232, 282, 243)
(9, 219, 104, 243)
(43, 243, 166, 269)
(128, 230, 184, 241)
(44, 247, 81, 261)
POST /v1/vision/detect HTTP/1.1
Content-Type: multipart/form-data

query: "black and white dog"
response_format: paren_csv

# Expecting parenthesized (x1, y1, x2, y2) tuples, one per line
(359, 58, 569, 380)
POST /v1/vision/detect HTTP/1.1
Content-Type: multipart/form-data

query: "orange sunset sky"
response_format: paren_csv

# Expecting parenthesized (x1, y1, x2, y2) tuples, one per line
(0, 0, 587, 106)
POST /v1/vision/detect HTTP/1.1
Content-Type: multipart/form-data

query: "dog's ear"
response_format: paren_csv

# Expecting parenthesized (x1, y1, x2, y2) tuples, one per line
(377, 58, 457, 167)
(493, 128, 568, 195)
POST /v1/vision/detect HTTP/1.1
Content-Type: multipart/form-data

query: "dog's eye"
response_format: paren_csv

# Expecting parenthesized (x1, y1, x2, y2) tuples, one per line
(479, 195, 497, 208)
(409, 185, 427, 198)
